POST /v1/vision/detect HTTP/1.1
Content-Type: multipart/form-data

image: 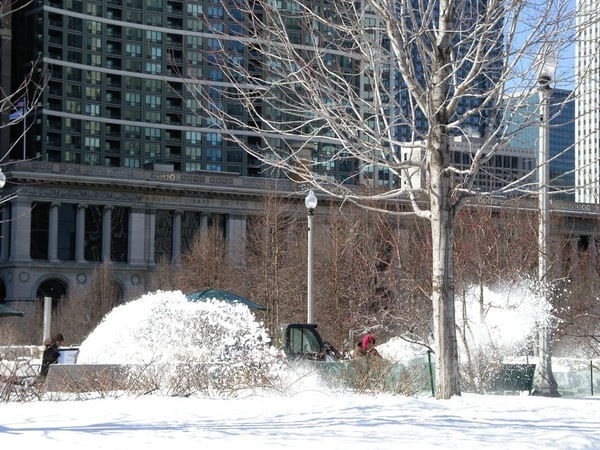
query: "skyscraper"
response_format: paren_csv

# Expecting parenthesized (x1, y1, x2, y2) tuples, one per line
(0, 0, 288, 304)
(506, 89, 575, 201)
(9, 1, 265, 175)
(575, 0, 600, 203)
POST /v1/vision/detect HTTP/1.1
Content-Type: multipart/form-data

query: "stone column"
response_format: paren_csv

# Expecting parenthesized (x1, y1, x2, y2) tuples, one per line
(48, 202, 60, 261)
(172, 210, 182, 265)
(147, 209, 156, 264)
(1, 203, 10, 261)
(226, 213, 246, 266)
(10, 198, 31, 262)
(102, 205, 113, 263)
(128, 207, 146, 265)
(199, 212, 208, 234)
(76, 203, 87, 262)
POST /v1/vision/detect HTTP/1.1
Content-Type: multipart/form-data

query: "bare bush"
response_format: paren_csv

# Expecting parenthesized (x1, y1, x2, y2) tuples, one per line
(0, 354, 45, 402)
(53, 263, 122, 344)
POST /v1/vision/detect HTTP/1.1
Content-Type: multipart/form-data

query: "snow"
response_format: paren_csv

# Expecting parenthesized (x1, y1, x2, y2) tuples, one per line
(2, 393, 600, 449)
(2, 289, 600, 449)
(76, 290, 273, 365)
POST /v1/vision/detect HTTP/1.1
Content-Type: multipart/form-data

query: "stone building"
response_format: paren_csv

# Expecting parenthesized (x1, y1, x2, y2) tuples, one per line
(0, 160, 303, 303)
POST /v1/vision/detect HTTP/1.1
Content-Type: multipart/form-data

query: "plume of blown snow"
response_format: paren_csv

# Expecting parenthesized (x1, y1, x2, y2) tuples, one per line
(375, 280, 554, 364)
(457, 281, 552, 357)
(77, 290, 272, 365)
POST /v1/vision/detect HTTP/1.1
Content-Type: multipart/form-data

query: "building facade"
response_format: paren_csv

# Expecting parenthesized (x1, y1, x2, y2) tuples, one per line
(0, 159, 305, 303)
(10, 0, 267, 175)
(506, 89, 575, 201)
(399, 136, 535, 192)
(575, 0, 600, 203)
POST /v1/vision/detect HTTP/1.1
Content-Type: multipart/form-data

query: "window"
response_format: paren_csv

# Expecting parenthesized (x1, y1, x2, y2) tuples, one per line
(146, 62, 162, 74)
(65, 100, 81, 113)
(207, 5, 223, 18)
(124, 141, 141, 155)
(57, 204, 76, 261)
(148, 46, 162, 60)
(206, 132, 222, 146)
(87, 36, 102, 51)
(154, 210, 172, 262)
(206, 148, 222, 162)
(125, 125, 141, 139)
(146, 94, 161, 109)
(87, 53, 102, 66)
(125, 92, 141, 106)
(85, 121, 101, 135)
(186, 131, 202, 144)
(84, 205, 102, 261)
(126, 43, 142, 57)
(30, 202, 50, 260)
(85, 137, 101, 151)
(144, 127, 162, 141)
(85, 87, 101, 101)
(186, 114, 201, 126)
(146, 30, 163, 43)
(186, 147, 202, 160)
(186, 36, 202, 49)
(124, 157, 141, 168)
(144, 142, 161, 157)
(85, 104, 101, 116)
(86, 71, 102, 85)
(145, 110, 162, 123)
(145, 79, 162, 92)
(111, 207, 129, 262)
(206, 38, 220, 51)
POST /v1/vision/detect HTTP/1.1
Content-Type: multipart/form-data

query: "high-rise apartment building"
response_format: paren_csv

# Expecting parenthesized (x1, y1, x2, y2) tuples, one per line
(0, 0, 305, 305)
(575, 0, 600, 203)
(10, 0, 266, 175)
(506, 89, 575, 201)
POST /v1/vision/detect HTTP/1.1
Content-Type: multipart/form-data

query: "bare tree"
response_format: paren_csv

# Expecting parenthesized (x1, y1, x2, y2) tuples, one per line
(454, 201, 539, 299)
(44, 263, 123, 344)
(183, 0, 580, 398)
(178, 223, 234, 293)
(241, 188, 306, 331)
(316, 195, 393, 351)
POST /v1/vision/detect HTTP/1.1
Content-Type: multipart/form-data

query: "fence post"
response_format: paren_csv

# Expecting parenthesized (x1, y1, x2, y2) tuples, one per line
(427, 350, 435, 396)
(43, 296, 52, 343)
(591, 360, 594, 396)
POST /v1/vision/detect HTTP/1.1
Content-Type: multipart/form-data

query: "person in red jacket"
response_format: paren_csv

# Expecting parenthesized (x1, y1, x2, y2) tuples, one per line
(352, 334, 381, 358)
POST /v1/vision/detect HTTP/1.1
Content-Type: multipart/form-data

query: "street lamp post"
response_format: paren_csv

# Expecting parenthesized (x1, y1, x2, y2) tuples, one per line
(305, 190, 317, 324)
(532, 54, 560, 397)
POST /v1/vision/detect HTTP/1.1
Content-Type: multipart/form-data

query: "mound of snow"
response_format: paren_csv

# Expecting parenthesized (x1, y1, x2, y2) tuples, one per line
(77, 290, 272, 365)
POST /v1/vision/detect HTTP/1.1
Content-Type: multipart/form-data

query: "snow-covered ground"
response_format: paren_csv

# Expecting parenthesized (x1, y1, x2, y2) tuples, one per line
(2, 391, 600, 449)
(2, 288, 600, 449)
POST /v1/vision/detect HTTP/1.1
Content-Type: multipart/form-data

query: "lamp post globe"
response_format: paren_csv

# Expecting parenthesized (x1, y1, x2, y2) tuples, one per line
(305, 190, 317, 212)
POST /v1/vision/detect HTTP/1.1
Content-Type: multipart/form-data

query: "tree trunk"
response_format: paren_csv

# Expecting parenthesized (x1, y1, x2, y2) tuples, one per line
(428, 0, 461, 399)
(430, 150, 461, 399)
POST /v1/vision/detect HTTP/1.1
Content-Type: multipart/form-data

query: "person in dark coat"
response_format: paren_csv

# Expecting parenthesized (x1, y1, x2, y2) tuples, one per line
(352, 334, 381, 359)
(40, 333, 64, 376)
